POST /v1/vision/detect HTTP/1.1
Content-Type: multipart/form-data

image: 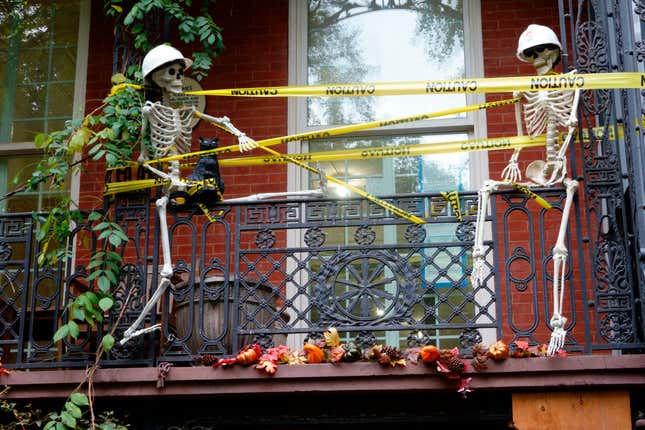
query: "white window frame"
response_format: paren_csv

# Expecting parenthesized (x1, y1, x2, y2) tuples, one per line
(285, 0, 497, 348)
(0, 0, 91, 211)
(287, 0, 489, 195)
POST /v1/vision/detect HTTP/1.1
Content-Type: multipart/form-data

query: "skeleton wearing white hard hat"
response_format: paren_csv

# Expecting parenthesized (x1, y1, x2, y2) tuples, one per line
(471, 25, 580, 356)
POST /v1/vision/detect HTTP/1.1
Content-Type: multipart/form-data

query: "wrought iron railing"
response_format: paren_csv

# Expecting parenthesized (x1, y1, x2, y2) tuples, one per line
(1, 183, 644, 369)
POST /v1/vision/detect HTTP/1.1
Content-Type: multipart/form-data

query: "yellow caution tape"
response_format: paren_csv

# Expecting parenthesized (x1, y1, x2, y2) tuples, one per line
(513, 183, 553, 210)
(440, 191, 463, 221)
(260, 145, 426, 224)
(213, 134, 545, 167)
(104, 178, 168, 195)
(108, 83, 144, 96)
(196, 113, 427, 225)
(186, 72, 645, 97)
(149, 97, 520, 165)
(104, 175, 223, 197)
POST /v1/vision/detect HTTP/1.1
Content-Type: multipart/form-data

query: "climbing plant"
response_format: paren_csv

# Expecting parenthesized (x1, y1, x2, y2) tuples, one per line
(2, 1, 224, 429)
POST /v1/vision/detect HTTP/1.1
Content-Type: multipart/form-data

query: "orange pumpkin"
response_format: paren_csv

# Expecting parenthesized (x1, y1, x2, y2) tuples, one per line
(487, 340, 510, 361)
(419, 345, 440, 363)
(303, 343, 325, 363)
(236, 344, 262, 365)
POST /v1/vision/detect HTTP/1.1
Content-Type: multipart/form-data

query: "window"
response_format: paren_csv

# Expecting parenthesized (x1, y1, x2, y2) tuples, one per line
(289, 0, 486, 198)
(0, 0, 90, 213)
(288, 0, 488, 348)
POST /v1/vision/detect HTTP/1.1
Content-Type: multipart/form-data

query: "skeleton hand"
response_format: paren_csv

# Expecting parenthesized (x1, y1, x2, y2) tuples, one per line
(238, 134, 259, 152)
(501, 150, 522, 183)
(138, 151, 149, 165)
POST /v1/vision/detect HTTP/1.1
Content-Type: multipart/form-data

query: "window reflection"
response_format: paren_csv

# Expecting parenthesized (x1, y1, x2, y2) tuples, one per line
(307, 1, 466, 126)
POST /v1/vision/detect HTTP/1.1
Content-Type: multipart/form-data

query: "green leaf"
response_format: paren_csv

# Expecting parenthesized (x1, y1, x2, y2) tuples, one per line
(64, 401, 82, 419)
(43, 420, 57, 430)
(34, 133, 46, 148)
(99, 297, 114, 312)
(85, 291, 98, 304)
(68, 320, 80, 339)
(102, 334, 115, 352)
(93, 222, 110, 231)
(85, 270, 101, 281)
(98, 229, 112, 241)
(108, 233, 122, 247)
(104, 269, 117, 285)
(53, 324, 70, 342)
(55, 422, 66, 430)
(60, 411, 76, 428)
(97, 276, 111, 292)
(70, 392, 89, 406)
(79, 294, 93, 310)
(72, 306, 84, 321)
(111, 73, 126, 85)
(88, 211, 103, 222)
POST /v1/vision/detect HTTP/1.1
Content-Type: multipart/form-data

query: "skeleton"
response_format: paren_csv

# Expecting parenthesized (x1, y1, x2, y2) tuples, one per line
(120, 46, 325, 344)
(471, 25, 580, 355)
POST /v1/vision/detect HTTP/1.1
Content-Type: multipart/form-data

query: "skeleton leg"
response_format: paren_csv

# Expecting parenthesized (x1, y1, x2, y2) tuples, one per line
(546, 178, 578, 355)
(471, 180, 497, 286)
(121, 196, 174, 344)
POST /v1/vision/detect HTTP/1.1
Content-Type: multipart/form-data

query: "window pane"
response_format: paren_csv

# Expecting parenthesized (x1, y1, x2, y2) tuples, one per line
(0, 155, 68, 213)
(307, 1, 466, 126)
(0, 0, 80, 144)
(309, 133, 469, 196)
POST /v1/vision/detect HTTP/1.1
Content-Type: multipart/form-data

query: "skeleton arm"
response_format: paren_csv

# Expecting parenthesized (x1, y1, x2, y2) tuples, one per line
(557, 86, 580, 161)
(194, 109, 258, 152)
(501, 94, 524, 182)
(138, 103, 152, 164)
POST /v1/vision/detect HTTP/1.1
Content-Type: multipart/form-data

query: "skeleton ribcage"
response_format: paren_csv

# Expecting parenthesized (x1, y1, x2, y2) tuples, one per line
(522, 90, 575, 138)
(147, 103, 193, 157)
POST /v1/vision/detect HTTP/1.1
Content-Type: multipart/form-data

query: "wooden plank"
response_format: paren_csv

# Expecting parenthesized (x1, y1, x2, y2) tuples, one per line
(512, 391, 631, 430)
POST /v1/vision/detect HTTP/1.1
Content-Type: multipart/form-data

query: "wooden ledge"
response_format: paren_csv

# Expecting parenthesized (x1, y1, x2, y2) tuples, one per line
(2, 354, 645, 399)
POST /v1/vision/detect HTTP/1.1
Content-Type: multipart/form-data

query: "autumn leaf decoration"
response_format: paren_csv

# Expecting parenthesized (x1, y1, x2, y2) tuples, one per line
(323, 327, 346, 363)
(255, 345, 292, 375)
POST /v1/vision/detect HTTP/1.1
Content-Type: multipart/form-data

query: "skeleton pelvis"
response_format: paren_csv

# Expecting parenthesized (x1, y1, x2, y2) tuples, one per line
(526, 160, 549, 185)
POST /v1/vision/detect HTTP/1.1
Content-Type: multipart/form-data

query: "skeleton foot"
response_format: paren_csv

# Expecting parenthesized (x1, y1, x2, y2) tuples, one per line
(471, 247, 486, 287)
(120, 324, 162, 345)
(547, 314, 567, 355)
(120, 270, 173, 344)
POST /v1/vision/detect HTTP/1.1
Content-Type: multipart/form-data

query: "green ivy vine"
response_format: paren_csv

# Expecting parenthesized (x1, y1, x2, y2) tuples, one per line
(2, 1, 224, 429)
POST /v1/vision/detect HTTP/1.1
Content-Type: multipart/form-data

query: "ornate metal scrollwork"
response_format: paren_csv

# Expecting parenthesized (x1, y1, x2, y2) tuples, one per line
(304, 227, 326, 247)
(313, 249, 417, 327)
(459, 328, 483, 350)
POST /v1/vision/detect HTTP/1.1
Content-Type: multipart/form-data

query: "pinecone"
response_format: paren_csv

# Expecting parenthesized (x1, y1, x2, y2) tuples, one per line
(381, 345, 403, 360)
(470, 343, 489, 370)
(471, 354, 488, 371)
(444, 355, 465, 374)
(374, 345, 404, 365)
(438, 349, 465, 374)
(201, 354, 219, 366)
(472, 343, 488, 357)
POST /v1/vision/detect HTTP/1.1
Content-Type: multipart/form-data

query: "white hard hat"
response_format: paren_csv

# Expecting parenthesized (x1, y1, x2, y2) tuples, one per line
(517, 24, 562, 62)
(142, 44, 193, 79)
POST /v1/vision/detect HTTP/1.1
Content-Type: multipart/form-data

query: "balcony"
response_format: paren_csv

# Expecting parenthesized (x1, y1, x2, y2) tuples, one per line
(1, 183, 643, 371)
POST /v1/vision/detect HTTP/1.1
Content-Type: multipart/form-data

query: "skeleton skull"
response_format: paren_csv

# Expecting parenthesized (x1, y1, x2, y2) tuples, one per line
(151, 61, 185, 95)
(525, 46, 560, 76)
